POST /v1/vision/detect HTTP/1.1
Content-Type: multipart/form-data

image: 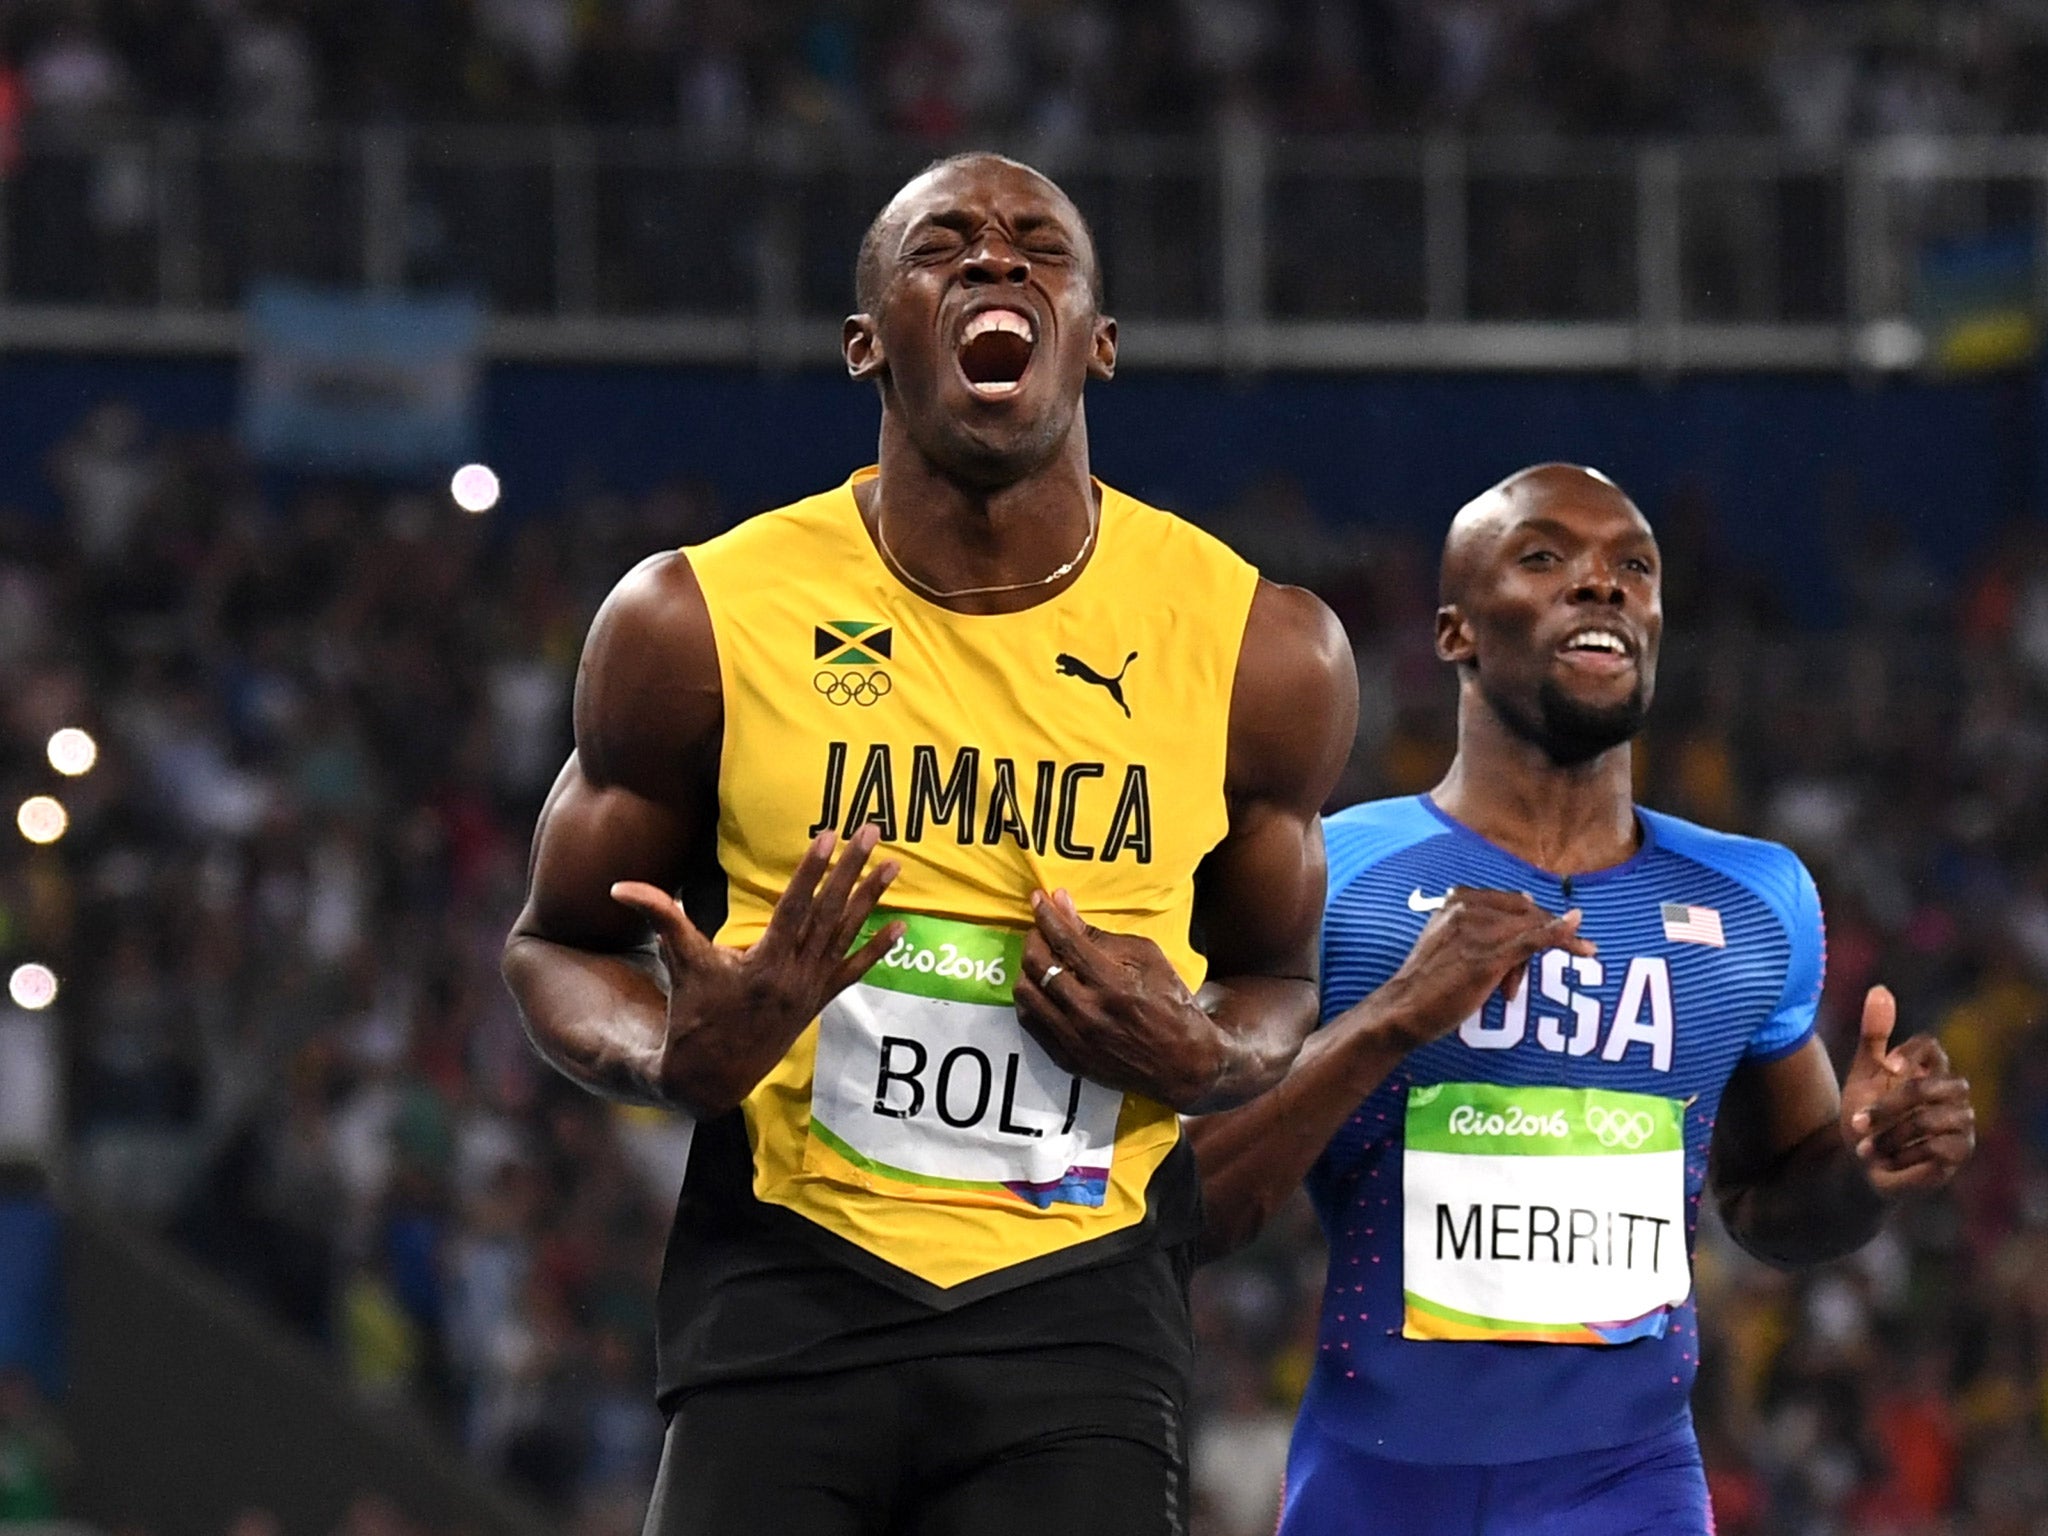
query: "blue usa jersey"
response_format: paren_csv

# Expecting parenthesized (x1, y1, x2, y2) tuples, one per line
(1303, 795, 1824, 1465)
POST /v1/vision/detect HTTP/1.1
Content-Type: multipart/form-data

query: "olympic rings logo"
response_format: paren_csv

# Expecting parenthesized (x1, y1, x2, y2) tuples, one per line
(814, 669, 893, 707)
(1585, 1105, 1657, 1150)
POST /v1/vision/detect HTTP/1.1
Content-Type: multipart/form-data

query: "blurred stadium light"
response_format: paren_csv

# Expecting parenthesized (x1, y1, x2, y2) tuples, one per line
(45, 730, 96, 779)
(6, 965, 58, 1013)
(15, 797, 67, 847)
(450, 464, 502, 514)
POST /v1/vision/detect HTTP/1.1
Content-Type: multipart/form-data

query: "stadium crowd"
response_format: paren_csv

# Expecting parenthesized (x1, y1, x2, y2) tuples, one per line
(0, 0, 2043, 143)
(1, 401, 2047, 1535)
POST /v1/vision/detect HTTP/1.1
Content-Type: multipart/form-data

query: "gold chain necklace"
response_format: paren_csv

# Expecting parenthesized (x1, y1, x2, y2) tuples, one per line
(873, 505, 1097, 601)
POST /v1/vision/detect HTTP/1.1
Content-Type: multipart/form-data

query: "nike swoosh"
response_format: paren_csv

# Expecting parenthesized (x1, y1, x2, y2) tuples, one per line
(1407, 889, 1449, 913)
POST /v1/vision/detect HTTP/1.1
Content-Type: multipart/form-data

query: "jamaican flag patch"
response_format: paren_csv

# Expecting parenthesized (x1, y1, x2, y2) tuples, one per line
(815, 620, 894, 666)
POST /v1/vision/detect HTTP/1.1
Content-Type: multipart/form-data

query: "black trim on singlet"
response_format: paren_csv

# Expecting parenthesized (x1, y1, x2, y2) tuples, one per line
(747, 1146, 1197, 1312)
(652, 1110, 1201, 1409)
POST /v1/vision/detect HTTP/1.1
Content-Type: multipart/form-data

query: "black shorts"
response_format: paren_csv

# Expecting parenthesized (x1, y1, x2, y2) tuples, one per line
(640, 1353, 1189, 1536)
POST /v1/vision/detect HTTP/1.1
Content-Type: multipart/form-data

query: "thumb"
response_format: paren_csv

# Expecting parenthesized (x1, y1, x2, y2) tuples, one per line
(1545, 908, 1598, 958)
(611, 881, 711, 965)
(1856, 984, 1900, 1073)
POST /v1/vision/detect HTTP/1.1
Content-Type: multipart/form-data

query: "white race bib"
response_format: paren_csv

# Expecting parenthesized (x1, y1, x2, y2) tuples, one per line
(1401, 1082, 1690, 1343)
(807, 911, 1123, 1208)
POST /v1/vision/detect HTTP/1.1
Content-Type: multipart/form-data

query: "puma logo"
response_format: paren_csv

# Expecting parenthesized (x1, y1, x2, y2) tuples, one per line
(1055, 651, 1138, 717)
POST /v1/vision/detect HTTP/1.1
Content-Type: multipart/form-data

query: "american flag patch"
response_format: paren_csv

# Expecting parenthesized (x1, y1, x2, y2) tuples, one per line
(1662, 903, 1726, 947)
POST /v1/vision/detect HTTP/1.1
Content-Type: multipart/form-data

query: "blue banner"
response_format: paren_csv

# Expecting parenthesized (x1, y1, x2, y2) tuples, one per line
(239, 282, 482, 474)
(1919, 229, 2037, 374)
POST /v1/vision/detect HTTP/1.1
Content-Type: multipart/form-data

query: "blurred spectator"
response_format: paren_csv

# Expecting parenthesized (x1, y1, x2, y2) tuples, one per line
(0, 57, 23, 176)
(225, 1508, 282, 1536)
(332, 1494, 412, 1536)
(50, 401, 155, 569)
(21, 17, 129, 126)
(0, 1166, 63, 1408)
(16, 6, 2048, 347)
(3, 392, 2046, 1530)
(74, 927, 205, 1221)
(341, 1251, 424, 1409)
(0, 1008, 61, 1171)
(1190, 1355, 1292, 1536)
(0, 1367, 72, 1520)
(0, 1, 2046, 143)
(222, 5, 317, 128)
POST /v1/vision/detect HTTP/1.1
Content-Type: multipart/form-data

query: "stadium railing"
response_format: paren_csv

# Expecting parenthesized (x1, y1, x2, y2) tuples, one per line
(0, 124, 2039, 371)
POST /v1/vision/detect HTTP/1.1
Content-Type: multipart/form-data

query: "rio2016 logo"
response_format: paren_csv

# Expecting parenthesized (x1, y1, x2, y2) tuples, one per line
(879, 935, 1008, 987)
(1584, 1105, 1658, 1149)
(1446, 1103, 1570, 1139)
(814, 669, 892, 707)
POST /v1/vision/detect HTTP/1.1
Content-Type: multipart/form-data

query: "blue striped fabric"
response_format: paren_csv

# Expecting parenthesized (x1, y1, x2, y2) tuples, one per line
(1300, 795, 1825, 1466)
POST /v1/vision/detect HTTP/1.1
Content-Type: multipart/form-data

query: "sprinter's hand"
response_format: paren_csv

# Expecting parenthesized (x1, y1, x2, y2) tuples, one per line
(1367, 889, 1595, 1051)
(1015, 889, 1220, 1110)
(610, 826, 902, 1114)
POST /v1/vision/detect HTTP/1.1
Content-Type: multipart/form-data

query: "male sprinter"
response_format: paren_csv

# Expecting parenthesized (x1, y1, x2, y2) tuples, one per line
(1189, 465, 1975, 1534)
(502, 152, 1356, 1536)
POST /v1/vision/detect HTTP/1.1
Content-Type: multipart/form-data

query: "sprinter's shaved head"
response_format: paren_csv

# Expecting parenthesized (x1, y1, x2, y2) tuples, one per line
(1440, 464, 1639, 606)
(1435, 464, 1661, 766)
(854, 151, 1103, 318)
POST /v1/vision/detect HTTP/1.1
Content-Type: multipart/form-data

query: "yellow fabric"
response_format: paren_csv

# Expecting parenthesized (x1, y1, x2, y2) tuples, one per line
(1937, 974, 2039, 1128)
(686, 468, 1259, 1290)
(341, 1274, 419, 1393)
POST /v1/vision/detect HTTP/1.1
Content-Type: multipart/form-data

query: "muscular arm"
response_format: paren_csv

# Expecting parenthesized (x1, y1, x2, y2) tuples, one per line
(1187, 889, 1592, 1257)
(1012, 580, 1357, 1114)
(1187, 581, 1360, 1109)
(505, 552, 902, 1118)
(1712, 977, 1976, 1266)
(1185, 984, 1424, 1258)
(1708, 1037, 1883, 1267)
(501, 551, 722, 1110)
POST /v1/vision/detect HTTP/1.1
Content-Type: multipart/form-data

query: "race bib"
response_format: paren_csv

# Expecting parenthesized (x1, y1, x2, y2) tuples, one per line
(1401, 1082, 1690, 1344)
(807, 911, 1123, 1209)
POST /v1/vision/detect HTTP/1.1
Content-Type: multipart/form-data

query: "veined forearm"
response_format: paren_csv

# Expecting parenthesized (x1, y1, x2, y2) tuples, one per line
(502, 934, 674, 1108)
(1188, 889, 1606, 1257)
(1717, 1125, 1886, 1268)
(1188, 989, 1419, 1255)
(1183, 975, 1322, 1114)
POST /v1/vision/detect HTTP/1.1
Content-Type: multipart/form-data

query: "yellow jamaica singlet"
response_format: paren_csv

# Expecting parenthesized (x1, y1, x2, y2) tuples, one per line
(684, 466, 1258, 1301)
